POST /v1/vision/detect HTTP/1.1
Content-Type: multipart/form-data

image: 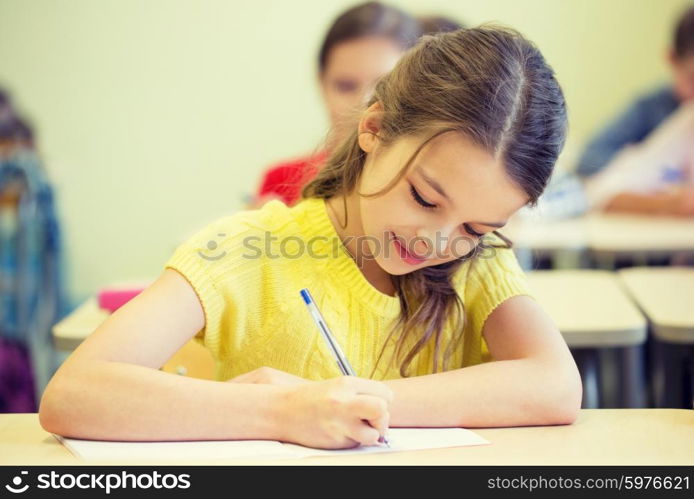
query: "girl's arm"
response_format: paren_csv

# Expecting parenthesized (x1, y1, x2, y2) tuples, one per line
(39, 269, 288, 441)
(39, 269, 391, 448)
(383, 295, 582, 428)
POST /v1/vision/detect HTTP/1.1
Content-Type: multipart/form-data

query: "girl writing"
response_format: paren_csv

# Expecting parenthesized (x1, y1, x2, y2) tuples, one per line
(39, 26, 581, 450)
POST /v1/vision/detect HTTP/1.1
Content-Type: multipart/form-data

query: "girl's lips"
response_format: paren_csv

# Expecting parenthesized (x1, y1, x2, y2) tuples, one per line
(390, 231, 426, 265)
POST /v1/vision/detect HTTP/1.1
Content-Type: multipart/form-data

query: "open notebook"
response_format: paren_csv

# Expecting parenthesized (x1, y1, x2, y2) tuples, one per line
(55, 428, 489, 462)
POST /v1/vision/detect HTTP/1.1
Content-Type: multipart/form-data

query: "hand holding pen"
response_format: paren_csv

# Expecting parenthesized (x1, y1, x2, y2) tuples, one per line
(300, 288, 391, 447)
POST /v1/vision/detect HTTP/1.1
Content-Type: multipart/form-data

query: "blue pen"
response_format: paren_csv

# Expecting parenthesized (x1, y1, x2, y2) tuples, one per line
(299, 288, 390, 446)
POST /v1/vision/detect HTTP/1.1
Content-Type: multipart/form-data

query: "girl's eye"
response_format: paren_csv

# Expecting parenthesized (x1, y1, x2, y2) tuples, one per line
(409, 184, 437, 210)
(463, 223, 484, 238)
(334, 80, 358, 93)
(408, 183, 485, 237)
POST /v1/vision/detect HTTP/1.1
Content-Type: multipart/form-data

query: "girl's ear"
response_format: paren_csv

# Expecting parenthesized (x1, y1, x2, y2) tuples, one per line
(357, 101, 384, 153)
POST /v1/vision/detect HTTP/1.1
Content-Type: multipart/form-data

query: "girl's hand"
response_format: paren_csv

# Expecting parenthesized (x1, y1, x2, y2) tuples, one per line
(276, 376, 393, 449)
(226, 366, 311, 386)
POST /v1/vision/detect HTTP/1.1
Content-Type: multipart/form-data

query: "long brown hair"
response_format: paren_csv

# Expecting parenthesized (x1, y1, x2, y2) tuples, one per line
(303, 26, 567, 377)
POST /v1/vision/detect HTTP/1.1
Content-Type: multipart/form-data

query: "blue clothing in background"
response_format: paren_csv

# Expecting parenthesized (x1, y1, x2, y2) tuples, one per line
(0, 147, 70, 412)
(576, 85, 681, 178)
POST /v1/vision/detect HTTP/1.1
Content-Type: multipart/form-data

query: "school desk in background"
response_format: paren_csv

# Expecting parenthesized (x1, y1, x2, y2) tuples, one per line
(526, 270, 647, 409)
(507, 209, 694, 270)
(52, 282, 214, 379)
(619, 267, 694, 409)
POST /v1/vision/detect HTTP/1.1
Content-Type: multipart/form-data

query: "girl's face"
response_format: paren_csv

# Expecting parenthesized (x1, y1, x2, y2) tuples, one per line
(319, 36, 403, 147)
(356, 129, 530, 277)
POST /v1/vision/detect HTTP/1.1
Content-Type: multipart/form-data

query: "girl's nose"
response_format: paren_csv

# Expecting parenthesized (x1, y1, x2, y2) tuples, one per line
(415, 226, 457, 259)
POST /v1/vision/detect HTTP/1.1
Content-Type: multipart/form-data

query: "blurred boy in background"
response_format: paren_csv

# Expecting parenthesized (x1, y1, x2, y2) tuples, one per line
(577, 6, 694, 216)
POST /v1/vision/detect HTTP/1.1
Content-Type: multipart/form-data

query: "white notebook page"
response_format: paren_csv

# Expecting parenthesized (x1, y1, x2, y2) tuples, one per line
(56, 428, 489, 462)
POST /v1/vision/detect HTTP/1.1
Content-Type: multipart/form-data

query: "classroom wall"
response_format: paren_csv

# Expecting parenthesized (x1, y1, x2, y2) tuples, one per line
(0, 0, 690, 304)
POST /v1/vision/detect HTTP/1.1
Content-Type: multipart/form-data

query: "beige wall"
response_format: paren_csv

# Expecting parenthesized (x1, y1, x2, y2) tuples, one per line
(0, 0, 690, 303)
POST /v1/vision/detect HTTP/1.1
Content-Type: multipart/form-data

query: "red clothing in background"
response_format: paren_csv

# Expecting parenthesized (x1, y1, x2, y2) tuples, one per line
(256, 150, 329, 206)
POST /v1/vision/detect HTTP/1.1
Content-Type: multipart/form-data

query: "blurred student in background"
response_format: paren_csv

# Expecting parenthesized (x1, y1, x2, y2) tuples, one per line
(0, 88, 68, 412)
(576, 6, 694, 216)
(0, 89, 36, 412)
(251, 2, 420, 208)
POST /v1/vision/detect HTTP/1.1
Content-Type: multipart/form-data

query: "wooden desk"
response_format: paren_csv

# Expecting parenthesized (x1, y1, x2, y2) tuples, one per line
(508, 212, 694, 269)
(507, 214, 587, 268)
(526, 270, 647, 408)
(618, 267, 694, 344)
(619, 267, 694, 408)
(52, 298, 214, 379)
(588, 214, 694, 259)
(2, 410, 692, 465)
(526, 270, 646, 347)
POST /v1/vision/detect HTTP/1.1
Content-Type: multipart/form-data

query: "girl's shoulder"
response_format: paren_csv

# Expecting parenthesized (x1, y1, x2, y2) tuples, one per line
(192, 199, 299, 239)
(452, 237, 528, 300)
(173, 198, 327, 265)
(451, 239, 532, 338)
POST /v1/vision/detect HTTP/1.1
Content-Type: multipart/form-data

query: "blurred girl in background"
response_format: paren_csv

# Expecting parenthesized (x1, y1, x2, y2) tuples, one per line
(252, 2, 420, 207)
